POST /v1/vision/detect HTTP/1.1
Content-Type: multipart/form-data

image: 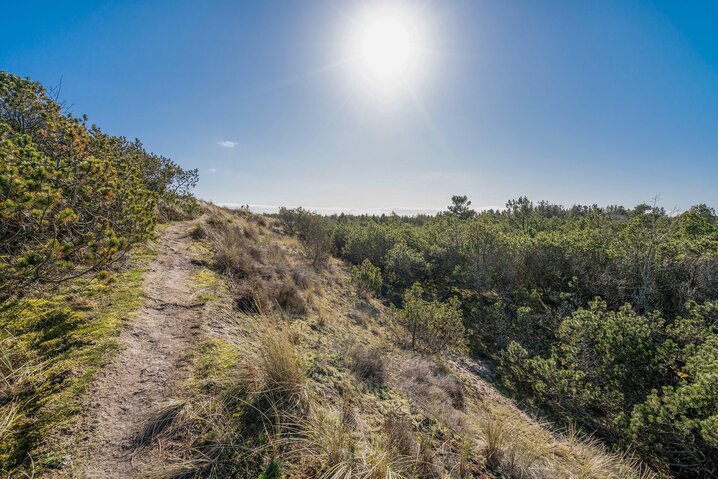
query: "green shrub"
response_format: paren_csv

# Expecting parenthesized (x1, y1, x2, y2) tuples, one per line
(0, 71, 197, 300)
(301, 215, 332, 268)
(384, 241, 428, 291)
(277, 206, 313, 237)
(499, 300, 718, 476)
(351, 258, 382, 298)
(399, 283, 465, 354)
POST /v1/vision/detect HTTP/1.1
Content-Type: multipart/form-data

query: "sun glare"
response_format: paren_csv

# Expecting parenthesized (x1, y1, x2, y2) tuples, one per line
(348, 6, 427, 95)
(362, 13, 415, 81)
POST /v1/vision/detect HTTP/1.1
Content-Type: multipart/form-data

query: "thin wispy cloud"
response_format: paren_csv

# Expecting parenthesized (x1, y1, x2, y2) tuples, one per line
(209, 168, 217, 172)
(218, 140, 236, 148)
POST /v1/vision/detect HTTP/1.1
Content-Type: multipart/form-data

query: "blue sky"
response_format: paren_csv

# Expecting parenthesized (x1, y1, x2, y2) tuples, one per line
(3, 1, 717, 213)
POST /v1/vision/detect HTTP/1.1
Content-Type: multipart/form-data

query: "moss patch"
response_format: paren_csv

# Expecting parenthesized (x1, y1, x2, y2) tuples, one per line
(0, 245, 155, 475)
(192, 269, 226, 304)
(192, 337, 243, 394)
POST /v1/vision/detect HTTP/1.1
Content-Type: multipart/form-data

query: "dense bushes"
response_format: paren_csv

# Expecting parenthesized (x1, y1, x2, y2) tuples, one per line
(0, 71, 198, 474)
(0, 71, 198, 300)
(498, 301, 718, 477)
(277, 197, 718, 477)
(301, 215, 332, 268)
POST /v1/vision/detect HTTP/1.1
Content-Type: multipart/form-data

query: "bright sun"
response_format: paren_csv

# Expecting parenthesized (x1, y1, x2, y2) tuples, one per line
(362, 14, 415, 81)
(350, 6, 426, 93)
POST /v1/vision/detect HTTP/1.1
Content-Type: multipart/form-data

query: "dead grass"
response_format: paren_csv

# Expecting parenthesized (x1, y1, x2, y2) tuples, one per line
(275, 281, 309, 315)
(204, 212, 311, 318)
(0, 402, 20, 445)
(479, 413, 554, 479)
(158, 197, 199, 223)
(475, 407, 658, 479)
(188, 224, 207, 241)
(350, 346, 387, 385)
(257, 329, 307, 412)
(211, 223, 257, 279)
(382, 416, 416, 457)
(399, 358, 465, 412)
(135, 400, 188, 447)
(292, 266, 317, 290)
(0, 336, 41, 402)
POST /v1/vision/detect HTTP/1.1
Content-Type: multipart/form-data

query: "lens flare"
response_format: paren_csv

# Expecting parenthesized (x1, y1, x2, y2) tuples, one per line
(348, 6, 427, 95)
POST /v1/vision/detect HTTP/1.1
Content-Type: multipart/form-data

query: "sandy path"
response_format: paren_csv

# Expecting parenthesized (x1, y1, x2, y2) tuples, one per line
(70, 220, 204, 478)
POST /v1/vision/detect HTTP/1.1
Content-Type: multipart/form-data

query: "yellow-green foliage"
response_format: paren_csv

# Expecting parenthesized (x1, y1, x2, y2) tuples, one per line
(193, 270, 223, 303)
(1, 69, 199, 474)
(351, 259, 382, 298)
(192, 338, 243, 394)
(399, 282, 466, 354)
(0, 71, 199, 300)
(0, 247, 152, 474)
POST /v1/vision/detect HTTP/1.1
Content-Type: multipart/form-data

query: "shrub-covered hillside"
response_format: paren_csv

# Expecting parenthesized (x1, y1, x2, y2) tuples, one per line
(136, 205, 652, 479)
(0, 71, 198, 475)
(277, 196, 718, 478)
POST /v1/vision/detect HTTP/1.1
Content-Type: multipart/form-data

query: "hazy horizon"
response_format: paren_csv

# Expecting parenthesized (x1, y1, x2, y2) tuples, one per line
(223, 198, 690, 217)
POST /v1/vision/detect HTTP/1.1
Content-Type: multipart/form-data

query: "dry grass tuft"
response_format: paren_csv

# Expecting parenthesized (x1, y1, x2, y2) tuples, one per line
(292, 266, 317, 290)
(480, 415, 548, 478)
(135, 399, 188, 447)
(306, 408, 358, 475)
(399, 358, 465, 412)
(233, 277, 272, 315)
(157, 198, 198, 223)
(188, 224, 207, 241)
(382, 416, 416, 457)
(145, 461, 205, 479)
(0, 338, 42, 402)
(275, 280, 308, 315)
(475, 410, 655, 479)
(480, 416, 507, 470)
(456, 433, 477, 478)
(212, 224, 256, 279)
(350, 346, 387, 385)
(207, 214, 310, 317)
(416, 433, 441, 477)
(258, 330, 307, 412)
(564, 424, 659, 479)
(0, 402, 20, 441)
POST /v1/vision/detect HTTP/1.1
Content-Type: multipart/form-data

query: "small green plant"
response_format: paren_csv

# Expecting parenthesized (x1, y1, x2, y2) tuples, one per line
(258, 458, 282, 479)
(399, 283, 465, 354)
(301, 215, 332, 268)
(351, 259, 382, 298)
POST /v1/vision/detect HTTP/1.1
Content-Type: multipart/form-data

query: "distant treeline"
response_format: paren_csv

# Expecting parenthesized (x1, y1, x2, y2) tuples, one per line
(0, 71, 198, 301)
(275, 195, 718, 478)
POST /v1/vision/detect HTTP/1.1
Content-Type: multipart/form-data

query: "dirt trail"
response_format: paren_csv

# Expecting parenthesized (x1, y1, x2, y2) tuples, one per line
(70, 220, 204, 478)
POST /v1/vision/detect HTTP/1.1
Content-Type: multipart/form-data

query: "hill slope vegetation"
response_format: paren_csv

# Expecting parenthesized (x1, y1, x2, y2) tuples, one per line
(2, 72, 716, 479)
